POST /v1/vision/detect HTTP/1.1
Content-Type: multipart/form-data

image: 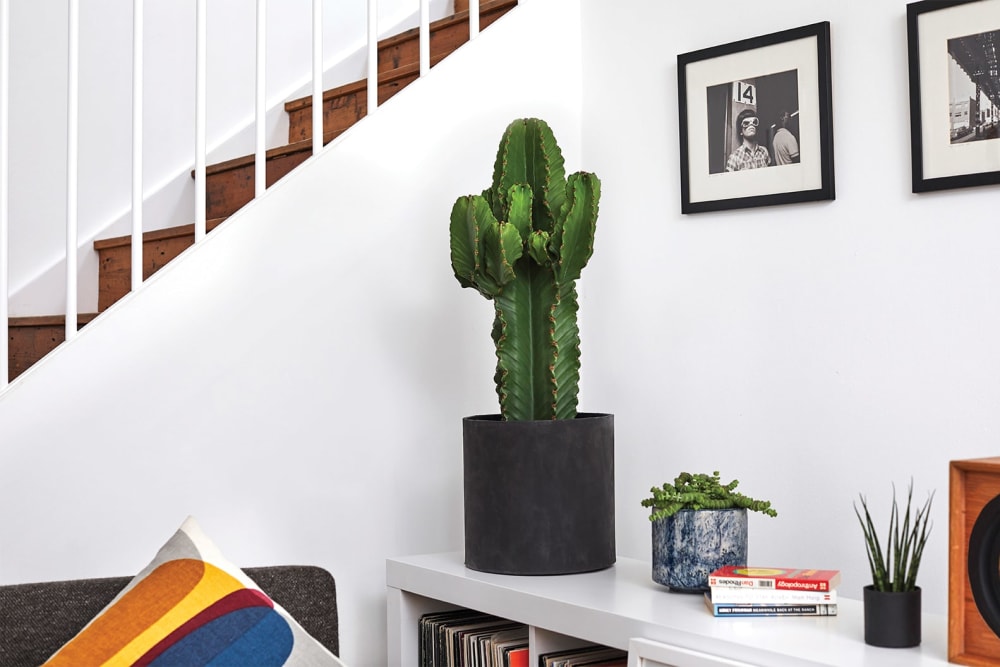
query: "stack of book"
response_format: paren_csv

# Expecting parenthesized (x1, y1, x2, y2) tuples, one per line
(704, 566, 841, 617)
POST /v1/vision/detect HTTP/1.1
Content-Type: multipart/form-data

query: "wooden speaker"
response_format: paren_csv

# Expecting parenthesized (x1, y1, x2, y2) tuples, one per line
(950, 457, 1000, 666)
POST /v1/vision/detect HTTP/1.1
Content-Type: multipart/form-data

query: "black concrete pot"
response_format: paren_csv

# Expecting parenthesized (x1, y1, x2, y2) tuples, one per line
(863, 585, 921, 648)
(463, 413, 615, 575)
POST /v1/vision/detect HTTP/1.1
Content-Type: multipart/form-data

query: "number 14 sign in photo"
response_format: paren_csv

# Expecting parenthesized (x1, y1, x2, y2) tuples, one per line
(677, 22, 836, 214)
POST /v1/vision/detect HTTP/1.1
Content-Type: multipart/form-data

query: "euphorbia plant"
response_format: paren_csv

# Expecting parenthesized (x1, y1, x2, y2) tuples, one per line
(449, 118, 601, 421)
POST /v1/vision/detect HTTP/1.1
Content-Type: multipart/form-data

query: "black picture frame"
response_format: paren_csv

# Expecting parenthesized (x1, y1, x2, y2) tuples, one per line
(677, 22, 835, 214)
(907, 0, 1000, 193)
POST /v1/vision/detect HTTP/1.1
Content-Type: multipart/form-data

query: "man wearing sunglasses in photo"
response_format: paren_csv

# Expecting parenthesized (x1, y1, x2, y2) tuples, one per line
(725, 108, 772, 172)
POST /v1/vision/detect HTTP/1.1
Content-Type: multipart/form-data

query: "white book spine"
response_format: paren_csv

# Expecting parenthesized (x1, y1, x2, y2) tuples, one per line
(709, 587, 837, 604)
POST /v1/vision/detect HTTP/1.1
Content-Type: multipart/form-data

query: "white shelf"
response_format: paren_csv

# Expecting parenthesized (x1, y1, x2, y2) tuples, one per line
(385, 552, 952, 667)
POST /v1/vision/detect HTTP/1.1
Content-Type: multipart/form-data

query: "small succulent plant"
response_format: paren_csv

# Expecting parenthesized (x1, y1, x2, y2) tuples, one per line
(641, 471, 777, 521)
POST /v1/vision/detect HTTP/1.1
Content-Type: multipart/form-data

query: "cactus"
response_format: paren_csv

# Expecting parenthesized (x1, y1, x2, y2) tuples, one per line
(450, 118, 600, 421)
(641, 471, 778, 521)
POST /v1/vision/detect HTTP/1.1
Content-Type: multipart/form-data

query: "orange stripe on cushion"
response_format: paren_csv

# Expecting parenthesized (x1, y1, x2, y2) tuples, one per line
(43, 559, 206, 667)
(43, 559, 247, 667)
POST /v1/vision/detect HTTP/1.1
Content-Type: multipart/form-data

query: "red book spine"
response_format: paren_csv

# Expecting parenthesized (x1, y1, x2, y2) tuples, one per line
(708, 567, 841, 592)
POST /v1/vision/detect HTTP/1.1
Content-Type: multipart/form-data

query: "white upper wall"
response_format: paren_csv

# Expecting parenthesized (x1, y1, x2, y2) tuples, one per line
(580, 0, 999, 621)
(0, 1, 582, 665)
(5, 0, 452, 315)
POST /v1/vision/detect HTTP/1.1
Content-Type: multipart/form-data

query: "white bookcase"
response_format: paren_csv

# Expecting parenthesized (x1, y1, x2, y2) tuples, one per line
(386, 552, 953, 667)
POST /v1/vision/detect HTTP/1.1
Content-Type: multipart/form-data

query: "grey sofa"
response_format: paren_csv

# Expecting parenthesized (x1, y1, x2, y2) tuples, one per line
(0, 565, 339, 667)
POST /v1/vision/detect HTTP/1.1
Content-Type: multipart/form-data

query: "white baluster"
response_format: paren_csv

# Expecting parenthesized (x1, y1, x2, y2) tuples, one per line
(368, 0, 377, 115)
(255, 0, 266, 198)
(194, 0, 207, 242)
(132, 0, 144, 292)
(419, 0, 429, 76)
(0, 0, 9, 385)
(66, 0, 79, 341)
(312, 0, 323, 156)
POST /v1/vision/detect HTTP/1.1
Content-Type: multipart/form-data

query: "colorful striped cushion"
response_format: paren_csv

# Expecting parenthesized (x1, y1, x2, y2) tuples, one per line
(42, 517, 346, 667)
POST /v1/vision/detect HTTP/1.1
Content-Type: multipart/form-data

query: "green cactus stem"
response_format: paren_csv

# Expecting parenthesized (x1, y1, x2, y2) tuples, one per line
(450, 118, 600, 421)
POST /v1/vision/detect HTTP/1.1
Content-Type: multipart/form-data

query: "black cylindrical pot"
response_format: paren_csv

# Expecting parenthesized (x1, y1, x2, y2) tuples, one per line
(463, 413, 615, 575)
(863, 585, 921, 648)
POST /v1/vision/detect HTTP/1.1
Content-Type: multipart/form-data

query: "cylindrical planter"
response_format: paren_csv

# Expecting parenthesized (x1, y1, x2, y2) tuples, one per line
(652, 508, 747, 592)
(463, 413, 615, 575)
(863, 585, 921, 648)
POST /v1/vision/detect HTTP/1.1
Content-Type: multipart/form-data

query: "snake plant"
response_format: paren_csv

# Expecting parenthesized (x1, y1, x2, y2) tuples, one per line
(855, 480, 933, 592)
(450, 118, 601, 421)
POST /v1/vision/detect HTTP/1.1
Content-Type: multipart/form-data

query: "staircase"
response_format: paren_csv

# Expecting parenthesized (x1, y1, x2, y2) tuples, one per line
(6, 0, 515, 383)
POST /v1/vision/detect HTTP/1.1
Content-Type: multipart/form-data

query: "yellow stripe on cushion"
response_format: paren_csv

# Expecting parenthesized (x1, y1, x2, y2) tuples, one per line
(43, 559, 246, 667)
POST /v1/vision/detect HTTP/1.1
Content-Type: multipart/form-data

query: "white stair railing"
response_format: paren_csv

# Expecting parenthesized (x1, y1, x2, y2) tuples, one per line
(131, 0, 143, 294)
(469, 0, 479, 39)
(194, 0, 207, 243)
(368, 0, 378, 116)
(312, 0, 323, 157)
(65, 0, 79, 342)
(255, 0, 267, 199)
(0, 0, 9, 385)
(0, 0, 485, 390)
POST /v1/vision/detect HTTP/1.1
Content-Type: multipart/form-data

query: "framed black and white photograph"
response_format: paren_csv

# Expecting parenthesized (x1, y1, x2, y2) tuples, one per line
(907, 0, 1000, 193)
(677, 22, 835, 214)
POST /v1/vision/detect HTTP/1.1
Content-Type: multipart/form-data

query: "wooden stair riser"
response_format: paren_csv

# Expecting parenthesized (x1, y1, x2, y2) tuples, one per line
(7, 316, 95, 381)
(284, 67, 420, 144)
(204, 147, 312, 220)
(284, 0, 515, 143)
(94, 220, 225, 312)
(377, 1, 511, 74)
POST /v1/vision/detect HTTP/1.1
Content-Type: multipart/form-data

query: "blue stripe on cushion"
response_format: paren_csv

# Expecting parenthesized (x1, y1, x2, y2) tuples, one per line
(148, 608, 293, 667)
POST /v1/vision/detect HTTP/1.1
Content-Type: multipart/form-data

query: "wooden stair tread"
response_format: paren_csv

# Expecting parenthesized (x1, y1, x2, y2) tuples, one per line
(201, 131, 342, 178)
(284, 0, 516, 112)
(284, 62, 421, 113)
(375, 0, 515, 64)
(95, 218, 228, 250)
(9, 313, 99, 327)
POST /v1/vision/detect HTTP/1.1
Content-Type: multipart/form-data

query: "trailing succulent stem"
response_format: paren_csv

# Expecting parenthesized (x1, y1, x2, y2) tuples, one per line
(450, 118, 600, 421)
(641, 471, 777, 521)
(854, 480, 933, 592)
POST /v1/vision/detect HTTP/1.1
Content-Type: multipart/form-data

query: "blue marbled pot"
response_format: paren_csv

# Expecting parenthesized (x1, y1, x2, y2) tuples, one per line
(651, 508, 748, 592)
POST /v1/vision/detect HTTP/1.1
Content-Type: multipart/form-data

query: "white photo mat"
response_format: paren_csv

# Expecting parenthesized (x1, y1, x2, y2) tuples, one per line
(685, 36, 823, 204)
(915, 0, 1000, 181)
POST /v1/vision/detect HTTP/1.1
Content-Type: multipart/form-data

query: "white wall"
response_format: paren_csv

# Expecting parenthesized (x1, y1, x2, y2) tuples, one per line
(5, 0, 453, 315)
(0, 1, 581, 665)
(580, 0, 999, 620)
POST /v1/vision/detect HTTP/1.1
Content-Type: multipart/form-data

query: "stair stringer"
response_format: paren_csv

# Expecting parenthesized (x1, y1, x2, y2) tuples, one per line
(0, 1, 584, 666)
